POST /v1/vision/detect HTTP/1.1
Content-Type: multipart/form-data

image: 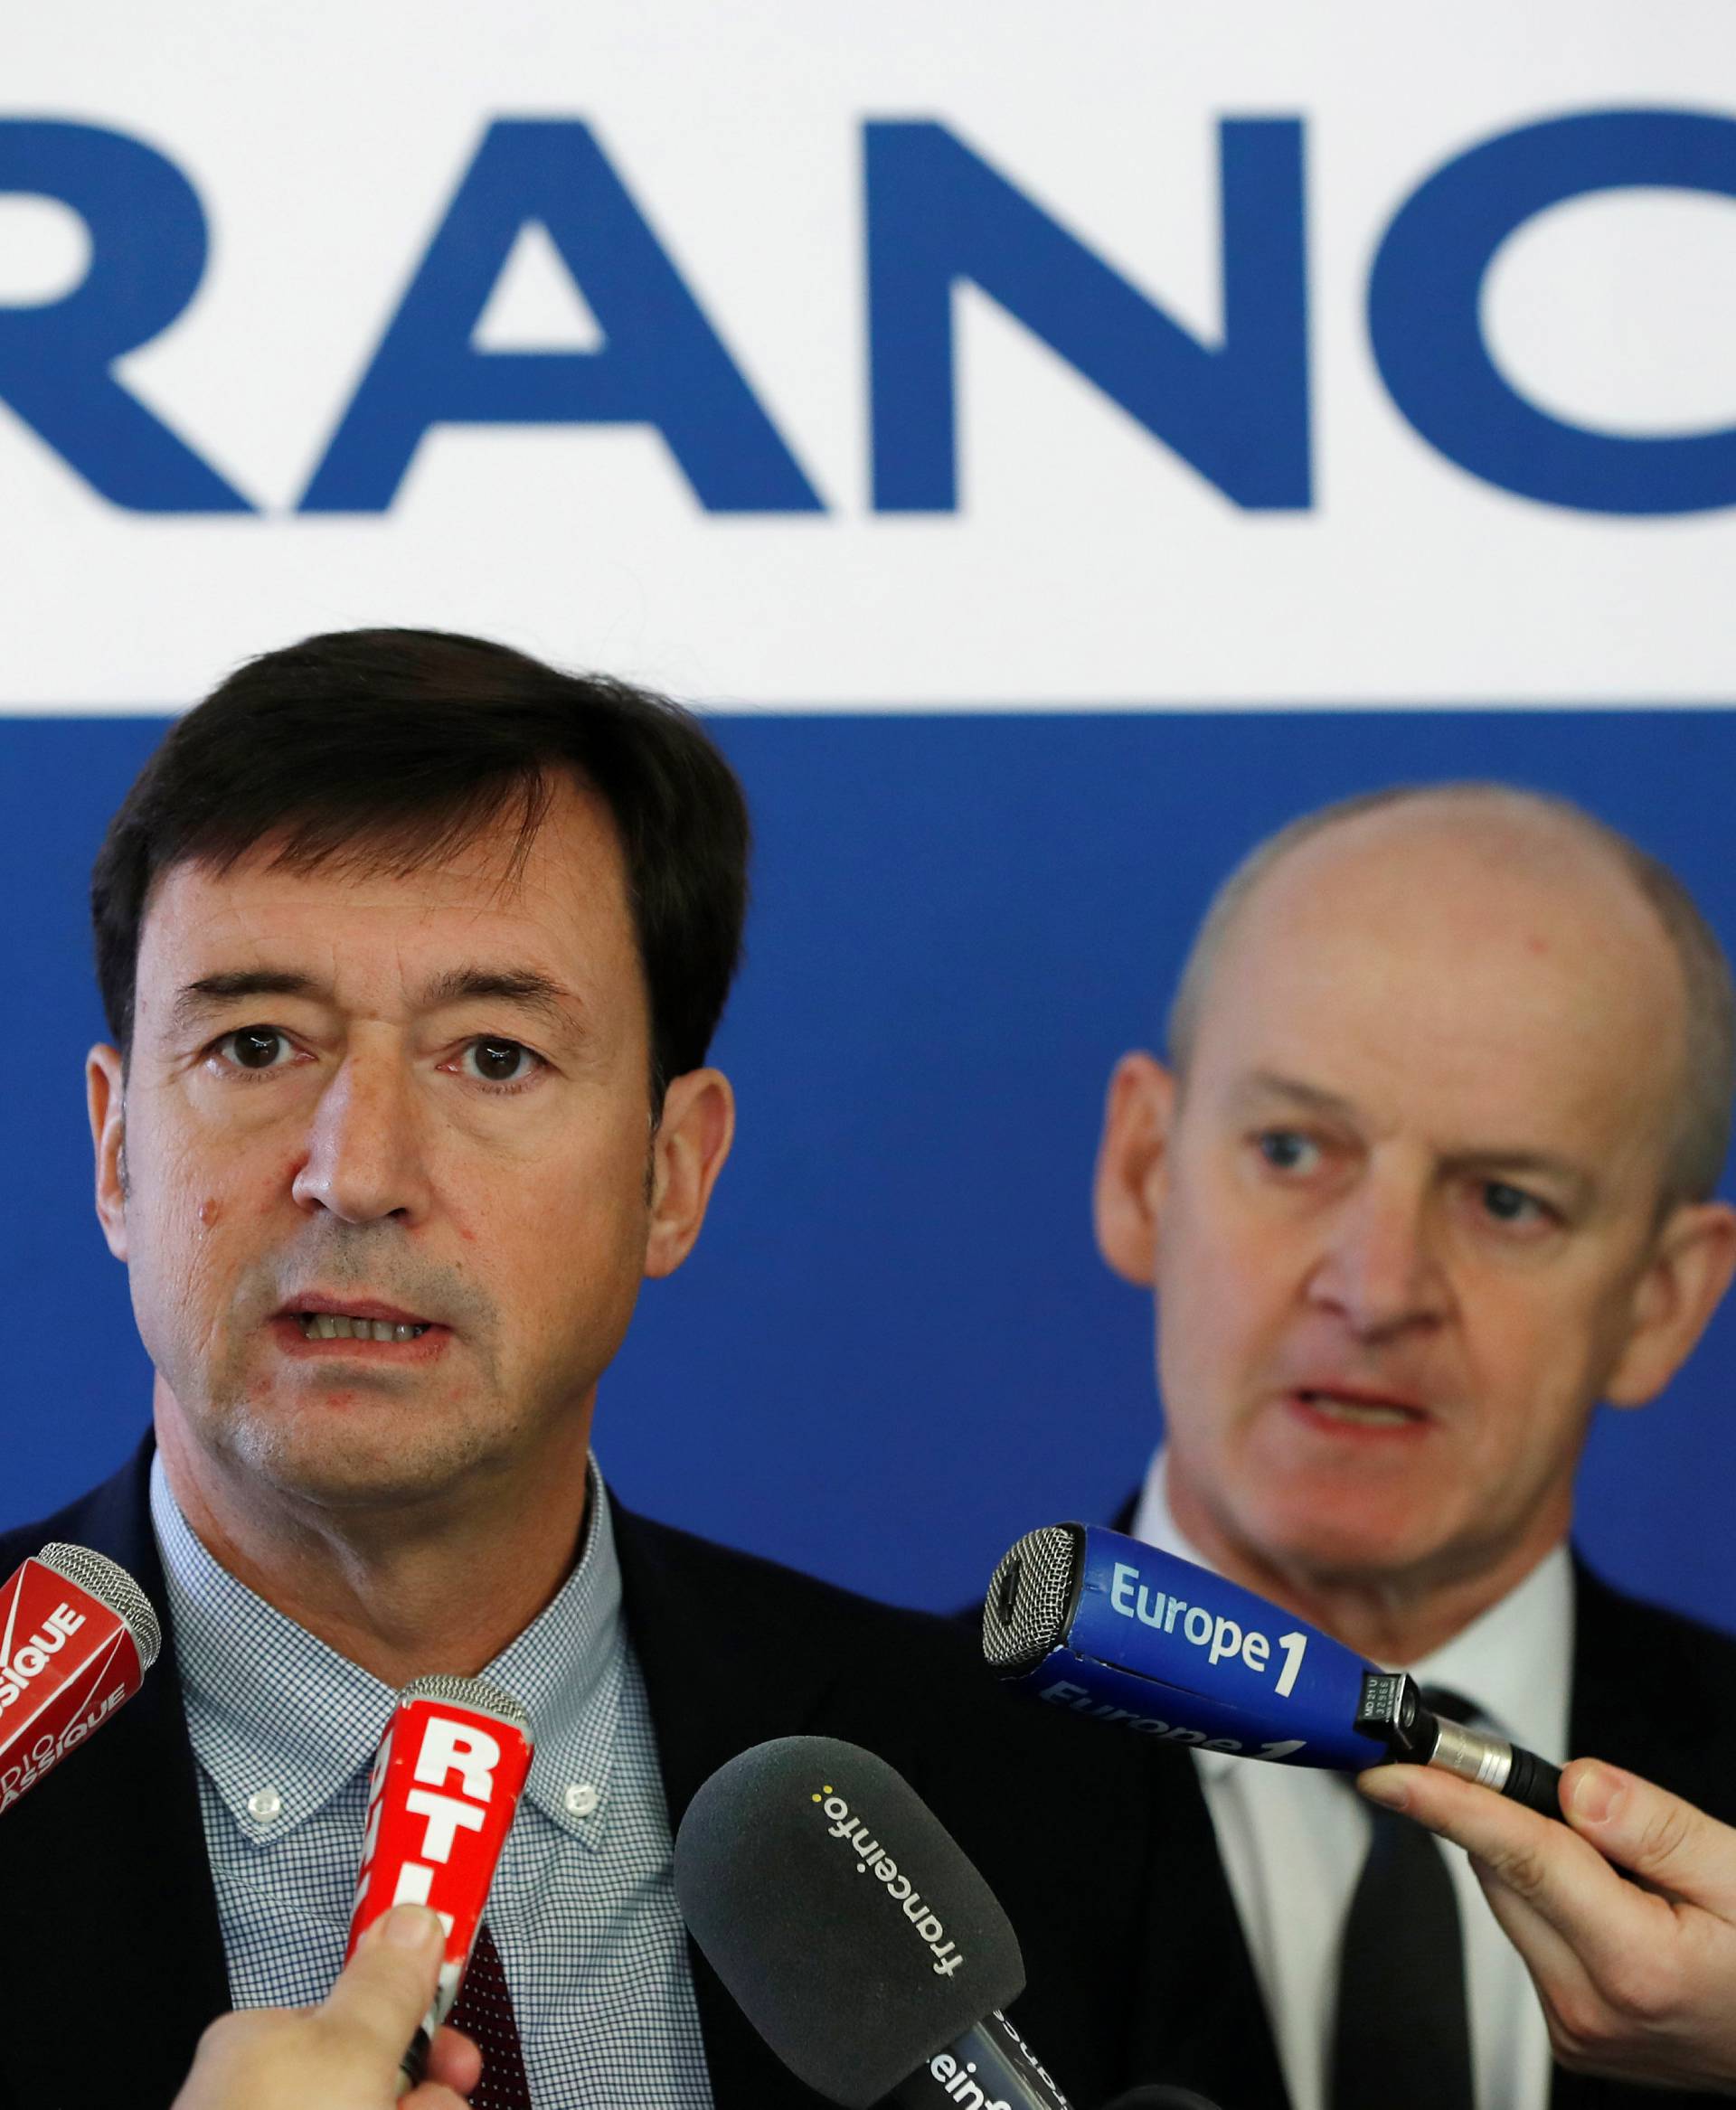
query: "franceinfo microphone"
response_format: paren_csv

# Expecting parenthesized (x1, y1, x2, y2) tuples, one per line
(675, 1736, 1074, 2110)
(984, 1523, 1563, 1818)
(0, 1542, 162, 1816)
(346, 1672, 534, 2095)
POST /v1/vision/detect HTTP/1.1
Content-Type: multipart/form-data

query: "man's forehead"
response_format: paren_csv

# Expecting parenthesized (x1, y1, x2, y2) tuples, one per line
(133, 787, 637, 1004)
(1219, 802, 1679, 1006)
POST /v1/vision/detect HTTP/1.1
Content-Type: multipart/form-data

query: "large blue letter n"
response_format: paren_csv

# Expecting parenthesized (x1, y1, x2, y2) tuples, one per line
(866, 118, 1309, 513)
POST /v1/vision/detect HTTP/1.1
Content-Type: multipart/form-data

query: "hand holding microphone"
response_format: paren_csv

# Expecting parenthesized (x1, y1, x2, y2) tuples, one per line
(1361, 1757, 1736, 2093)
(346, 1672, 534, 2092)
(171, 1905, 481, 2110)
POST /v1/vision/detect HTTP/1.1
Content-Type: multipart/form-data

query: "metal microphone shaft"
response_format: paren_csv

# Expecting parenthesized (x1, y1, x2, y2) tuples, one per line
(1354, 1672, 1563, 1815)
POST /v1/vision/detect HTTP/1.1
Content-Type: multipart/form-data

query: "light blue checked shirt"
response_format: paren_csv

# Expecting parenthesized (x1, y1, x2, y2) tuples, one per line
(149, 1452, 712, 2110)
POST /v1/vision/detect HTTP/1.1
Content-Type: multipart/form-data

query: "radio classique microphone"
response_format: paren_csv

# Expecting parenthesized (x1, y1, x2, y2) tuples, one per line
(675, 1736, 1075, 2110)
(984, 1522, 1563, 1817)
(0, 1541, 162, 1816)
(345, 1672, 534, 2091)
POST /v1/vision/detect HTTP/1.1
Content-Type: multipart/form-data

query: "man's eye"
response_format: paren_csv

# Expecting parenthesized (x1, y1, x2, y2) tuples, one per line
(459, 1039, 541, 1086)
(1482, 1180, 1546, 1226)
(1256, 1130, 1319, 1174)
(216, 1026, 294, 1072)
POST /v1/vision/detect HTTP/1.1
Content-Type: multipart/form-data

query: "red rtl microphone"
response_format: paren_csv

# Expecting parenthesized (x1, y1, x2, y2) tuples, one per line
(0, 1541, 162, 1816)
(346, 1672, 534, 2089)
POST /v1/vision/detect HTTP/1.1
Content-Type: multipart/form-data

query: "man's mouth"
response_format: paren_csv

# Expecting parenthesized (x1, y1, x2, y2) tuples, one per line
(277, 1296, 440, 1346)
(296, 1313, 430, 1343)
(1291, 1388, 1425, 1430)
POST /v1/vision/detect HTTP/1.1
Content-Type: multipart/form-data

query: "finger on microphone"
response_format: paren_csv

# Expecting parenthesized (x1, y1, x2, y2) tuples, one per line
(333, 1908, 482, 2104)
(1357, 1761, 1646, 1983)
(1558, 1759, 1736, 1917)
(334, 1906, 448, 2041)
(1358, 1757, 1736, 2090)
(169, 1908, 479, 2110)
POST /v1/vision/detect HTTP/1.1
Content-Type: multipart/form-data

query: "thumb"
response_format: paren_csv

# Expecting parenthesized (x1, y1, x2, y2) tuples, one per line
(321, 1906, 448, 2055)
(1561, 1759, 1736, 1917)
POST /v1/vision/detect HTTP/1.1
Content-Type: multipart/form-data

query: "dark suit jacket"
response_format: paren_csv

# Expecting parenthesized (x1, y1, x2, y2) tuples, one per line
(1102, 1491, 1736, 2110)
(0, 1445, 1203, 2110)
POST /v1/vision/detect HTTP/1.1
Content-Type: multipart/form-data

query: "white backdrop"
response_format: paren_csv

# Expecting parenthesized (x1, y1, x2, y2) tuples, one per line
(5, 0, 1736, 711)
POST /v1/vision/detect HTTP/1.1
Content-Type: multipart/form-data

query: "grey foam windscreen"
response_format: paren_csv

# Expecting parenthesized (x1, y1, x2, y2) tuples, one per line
(674, 1736, 1025, 2108)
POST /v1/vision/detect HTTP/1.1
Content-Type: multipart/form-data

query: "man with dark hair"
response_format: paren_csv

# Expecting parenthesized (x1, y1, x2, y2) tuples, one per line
(0, 630, 1169, 2110)
(1093, 783, 1736, 2110)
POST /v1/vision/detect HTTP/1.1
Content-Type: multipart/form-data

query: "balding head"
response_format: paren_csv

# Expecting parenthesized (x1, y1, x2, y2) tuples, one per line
(1167, 785, 1735, 1209)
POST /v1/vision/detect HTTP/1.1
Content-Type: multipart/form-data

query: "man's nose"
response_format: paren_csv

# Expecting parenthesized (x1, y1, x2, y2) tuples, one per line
(290, 1050, 431, 1225)
(1306, 1179, 1448, 1338)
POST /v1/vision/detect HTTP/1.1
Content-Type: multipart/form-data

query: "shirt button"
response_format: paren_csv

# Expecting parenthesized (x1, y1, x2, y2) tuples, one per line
(248, 1786, 283, 1824)
(564, 1782, 599, 1818)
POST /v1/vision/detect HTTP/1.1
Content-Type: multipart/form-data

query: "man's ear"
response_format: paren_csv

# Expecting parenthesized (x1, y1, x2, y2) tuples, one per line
(87, 1044, 129, 1262)
(1605, 1198, 1736, 1408)
(644, 1068, 735, 1280)
(1092, 1052, 1176, 1288)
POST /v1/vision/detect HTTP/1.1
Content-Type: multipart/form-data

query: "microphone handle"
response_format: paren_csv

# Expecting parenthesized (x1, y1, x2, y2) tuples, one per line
(1424, 1713, 1564, 1818)
(892, 2011, 1072, 2110)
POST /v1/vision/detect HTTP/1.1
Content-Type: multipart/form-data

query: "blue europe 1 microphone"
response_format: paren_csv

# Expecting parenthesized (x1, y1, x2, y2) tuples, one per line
(675, 1736, 1076, 2110)
(982, 1523, 1564, 1818)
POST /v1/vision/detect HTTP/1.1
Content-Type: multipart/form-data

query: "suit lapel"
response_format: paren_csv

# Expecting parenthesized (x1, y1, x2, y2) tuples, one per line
(0, 1446, 229, 2110)
(614, 1503, 846, 2110)
(1129, 1749, 1293, 2110)
(1551, 1560, 1736, 2110)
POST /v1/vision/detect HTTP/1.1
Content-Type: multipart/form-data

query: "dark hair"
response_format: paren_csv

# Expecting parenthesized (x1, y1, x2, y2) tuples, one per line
(91, 628, 750, 1106)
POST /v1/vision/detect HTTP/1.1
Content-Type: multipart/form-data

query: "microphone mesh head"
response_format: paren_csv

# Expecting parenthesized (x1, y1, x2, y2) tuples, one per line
(37, 1542, 163, 1670)
(675, 1736, 1024, 2107)
(397, 1672, 530, 1735)
(982, 1524, 1082, 1673)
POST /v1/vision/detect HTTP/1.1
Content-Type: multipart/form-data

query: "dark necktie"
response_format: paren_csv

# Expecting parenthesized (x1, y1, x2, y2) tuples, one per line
(448, 1921, 534, 2109)
(1331, 1687, 1476, 2110)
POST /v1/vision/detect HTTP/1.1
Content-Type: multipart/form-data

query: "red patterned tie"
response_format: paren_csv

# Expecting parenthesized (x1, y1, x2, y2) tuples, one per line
(448, 1921, 534, 2109)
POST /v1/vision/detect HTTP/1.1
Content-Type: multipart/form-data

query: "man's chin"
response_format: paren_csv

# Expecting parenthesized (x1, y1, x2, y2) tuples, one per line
(222, 1414, 495, 1515)
(1227, 1492, 1467, 1597)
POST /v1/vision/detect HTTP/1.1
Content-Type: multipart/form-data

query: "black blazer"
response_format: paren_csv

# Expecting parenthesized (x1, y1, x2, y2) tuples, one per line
(0, 1445, 1203, 2110)
(1103, 1493, 1736, 2110)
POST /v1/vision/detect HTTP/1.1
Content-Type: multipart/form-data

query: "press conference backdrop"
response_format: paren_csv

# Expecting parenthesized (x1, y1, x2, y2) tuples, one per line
(5, 5, 1736, 1623)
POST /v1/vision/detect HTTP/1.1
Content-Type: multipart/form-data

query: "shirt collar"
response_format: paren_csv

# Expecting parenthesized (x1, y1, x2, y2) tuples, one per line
(150, 1451, 628, 1851)
(1131, 1446, 1573, 1776)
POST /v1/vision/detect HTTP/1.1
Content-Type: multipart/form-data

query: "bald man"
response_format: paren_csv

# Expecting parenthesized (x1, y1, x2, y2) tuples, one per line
(1091, 785, 1736, 2110)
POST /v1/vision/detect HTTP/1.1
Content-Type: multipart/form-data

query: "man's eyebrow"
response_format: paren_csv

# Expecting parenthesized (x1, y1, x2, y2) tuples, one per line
(167, 966, 584, 1040)
(1232, 1070, 1361, 1121)
(169, 971, 324, 1037)
(1234, 1069, 1593, 1197)
(419, 966, 583, 1033)
(1439, 1146, 1593, 1200)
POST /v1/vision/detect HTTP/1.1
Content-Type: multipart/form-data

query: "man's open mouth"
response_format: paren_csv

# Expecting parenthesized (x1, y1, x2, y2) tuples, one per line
(293, 1312, 431, 1342)
(1293, 1389, 1423, 1429)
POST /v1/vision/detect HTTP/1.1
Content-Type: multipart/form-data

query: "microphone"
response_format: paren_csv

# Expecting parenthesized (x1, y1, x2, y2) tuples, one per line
(1102, 2093, 1223, 2110)
(983, 1523, 1563, 1817)
(675, 1735, 1073, 2110)
(0, 1541, 162, 1816)
(345, 1672, 534, 2089)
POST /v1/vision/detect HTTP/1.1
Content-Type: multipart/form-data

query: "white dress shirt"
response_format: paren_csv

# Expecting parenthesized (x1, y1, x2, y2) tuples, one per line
(1133, 1450, 1570, 2110)
(152, 1450, 712, 2110)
